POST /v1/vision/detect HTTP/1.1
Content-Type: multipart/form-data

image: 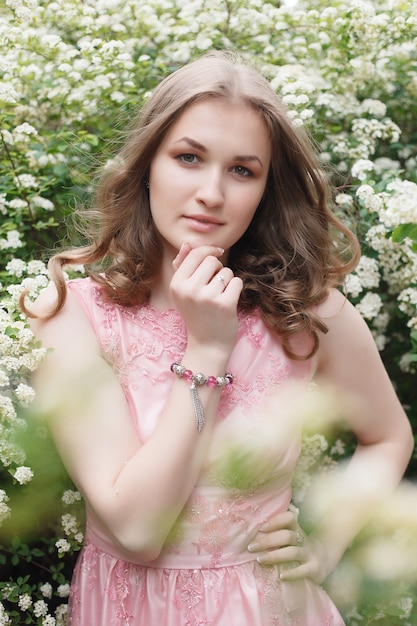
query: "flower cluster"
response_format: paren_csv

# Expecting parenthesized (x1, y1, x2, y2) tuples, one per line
(0, 488, 81, 625)
(0, 278, 48, 477)
(346, 179, 417, 356)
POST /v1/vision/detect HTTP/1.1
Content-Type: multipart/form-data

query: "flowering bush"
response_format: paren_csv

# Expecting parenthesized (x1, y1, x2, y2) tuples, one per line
(1, 0, 416, 623)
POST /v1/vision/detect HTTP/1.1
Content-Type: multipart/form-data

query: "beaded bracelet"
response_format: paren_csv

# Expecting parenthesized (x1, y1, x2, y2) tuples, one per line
(170, 362, 234, 432)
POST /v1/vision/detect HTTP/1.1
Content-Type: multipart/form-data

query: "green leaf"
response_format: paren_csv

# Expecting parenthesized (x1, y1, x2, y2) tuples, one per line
(31, 548, 45, 558)
(391, 223, 417, 244)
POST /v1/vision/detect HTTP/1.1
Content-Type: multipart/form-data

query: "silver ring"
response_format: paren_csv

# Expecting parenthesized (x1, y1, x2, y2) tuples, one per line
(215, 275, 225, 283)
(295, 531, 304, 546)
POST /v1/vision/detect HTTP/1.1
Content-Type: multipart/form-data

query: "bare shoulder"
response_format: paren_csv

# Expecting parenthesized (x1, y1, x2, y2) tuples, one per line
(316, 287, 370, 334)
(314, 287, 381, 377)
(313, 293, 411, 453)
(30, 282, 101, 362)
(30, 282, 59, 317)
(315, 287, 351, 320)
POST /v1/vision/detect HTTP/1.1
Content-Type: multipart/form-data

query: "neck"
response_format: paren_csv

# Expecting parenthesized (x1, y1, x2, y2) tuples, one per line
(148, 254, 177, 311)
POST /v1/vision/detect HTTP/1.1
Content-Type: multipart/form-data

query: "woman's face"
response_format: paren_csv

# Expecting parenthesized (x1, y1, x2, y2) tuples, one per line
(148, 98, 271, 262)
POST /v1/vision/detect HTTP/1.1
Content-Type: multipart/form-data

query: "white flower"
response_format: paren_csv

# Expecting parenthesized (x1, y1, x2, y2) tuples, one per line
(61, 490, 82, 505)
(33, 600, 48, 617)
(397, 595, 413, 619)
(18, 594, 32, 611)
(355, 292, 383, 320)
(0, 371, 9, 387)
(42, 617, 56, 626)
(351, 159, 375, 181)
(6, 259, 26, 278)
(0, 396, 17, 422)
(0, 489, 11, 523)
(27, 260, 48, 275)
(0, 193, 7, 215)
(354, 256, 380, 290)
(40, 583, 53, 599)
(399, 353, 416, 374)
(13, 466, 34, 485)
(356, 184, 384, 212)
(15, 383, 36, 405)
(0, 130, 14, 146)
(0, 82, 19, 104)
(55, 538, 71, 554)
(359, 98, 387, 118)
(55, 604, 68, 625)
(7, 198, 28, 209)
(373, 333, 387, 351)
(0, 600, 11, 624)
(345, 274, 362, 298)
(0, 230, 23, 250)
(381, 179, 417, 227)
(31, 196, 55, 211)
(335, 193, 353, 206)
(13, 122, 38, 142)
(374, 157, 400, 175)
(41, 34, 62, 48)
(407, 316, 417, 331)
(61, 513, 78, 535)
(110, 91, 125, 103)
(330, 439, 346, 456)
(57, 584, 70, 598)
(14, 173, 39, 189)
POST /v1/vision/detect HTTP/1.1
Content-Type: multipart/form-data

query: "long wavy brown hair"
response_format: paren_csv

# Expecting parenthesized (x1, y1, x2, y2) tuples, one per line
(25, 50, 360, 359)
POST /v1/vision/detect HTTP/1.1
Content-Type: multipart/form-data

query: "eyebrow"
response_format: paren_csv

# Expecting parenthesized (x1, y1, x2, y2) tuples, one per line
(174, 136, 264, 168)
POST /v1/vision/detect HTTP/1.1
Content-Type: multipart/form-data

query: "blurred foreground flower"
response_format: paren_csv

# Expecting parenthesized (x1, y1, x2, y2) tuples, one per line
(324, 482, 417, 624)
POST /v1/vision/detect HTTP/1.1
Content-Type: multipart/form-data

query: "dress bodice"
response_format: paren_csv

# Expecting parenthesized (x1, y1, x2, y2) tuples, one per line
(67, 278, 313, 568)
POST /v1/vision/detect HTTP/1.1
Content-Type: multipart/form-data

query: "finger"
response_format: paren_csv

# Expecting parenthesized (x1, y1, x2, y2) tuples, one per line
(209, 268, 234, 291)
(185, 256, 225, 287)
(248, 529, 294, 553)
(173, 242, 192, 271)
(220, 276, 244, 303)
(279, 561, 313, 582)
(174, 245, 225, 276)
(258, 510, 298, 533)
(255, 545, 303, 566)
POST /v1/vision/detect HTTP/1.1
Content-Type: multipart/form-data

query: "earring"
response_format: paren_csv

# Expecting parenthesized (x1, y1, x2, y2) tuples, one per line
(144, 179, 149, 189)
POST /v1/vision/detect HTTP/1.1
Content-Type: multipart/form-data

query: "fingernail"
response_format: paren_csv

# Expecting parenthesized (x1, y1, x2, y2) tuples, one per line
(247, 543, 260, 552)
(216, 247, 224, 253)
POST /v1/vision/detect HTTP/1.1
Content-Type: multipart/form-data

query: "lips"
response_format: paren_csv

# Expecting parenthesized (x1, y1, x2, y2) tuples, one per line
(185, 214, 224, 225)
(183, 214, 224, 234)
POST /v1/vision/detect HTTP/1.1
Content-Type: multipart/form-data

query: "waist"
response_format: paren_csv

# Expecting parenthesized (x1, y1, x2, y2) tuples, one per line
(84, 533, 260, 569)
(85, 484, 291, 569)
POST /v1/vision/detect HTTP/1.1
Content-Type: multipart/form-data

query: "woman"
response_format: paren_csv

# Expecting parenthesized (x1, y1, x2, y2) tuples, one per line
(28, 51, 413, 625)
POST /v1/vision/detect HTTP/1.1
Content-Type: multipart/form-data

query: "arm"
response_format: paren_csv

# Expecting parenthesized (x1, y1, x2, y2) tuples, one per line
(305, 289, 413, 577)
(31, 245, 242, 561)
(248, 288, 414, 581)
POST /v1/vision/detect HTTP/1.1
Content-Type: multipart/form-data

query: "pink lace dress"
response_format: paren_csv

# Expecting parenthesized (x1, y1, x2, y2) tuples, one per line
(66, 278, 345, 626)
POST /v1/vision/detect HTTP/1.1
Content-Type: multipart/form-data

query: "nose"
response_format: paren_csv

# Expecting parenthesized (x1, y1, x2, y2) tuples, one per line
(195, 168, 224, 209)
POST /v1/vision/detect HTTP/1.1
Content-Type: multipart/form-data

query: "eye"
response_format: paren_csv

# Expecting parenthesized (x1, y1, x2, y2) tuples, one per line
(232, 165, 252, 177)
(177, 153, 199, 164)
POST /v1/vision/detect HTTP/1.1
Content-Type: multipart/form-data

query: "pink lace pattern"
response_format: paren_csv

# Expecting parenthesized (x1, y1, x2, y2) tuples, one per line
(65, 278, 345, 626)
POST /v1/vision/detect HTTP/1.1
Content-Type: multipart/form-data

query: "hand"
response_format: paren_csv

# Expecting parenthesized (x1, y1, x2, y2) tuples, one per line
(170, 243, 243, 354)
(247, 510, 331, 584)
